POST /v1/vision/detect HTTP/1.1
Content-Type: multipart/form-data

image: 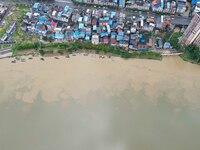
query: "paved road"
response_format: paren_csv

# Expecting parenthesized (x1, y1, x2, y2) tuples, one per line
(171, 15, 192, 26)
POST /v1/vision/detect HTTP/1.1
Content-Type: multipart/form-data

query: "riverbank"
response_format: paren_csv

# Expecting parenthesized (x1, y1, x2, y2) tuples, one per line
(179, 44, 200, 65)
(180, 54, 200, 65)
(12, 41, 162, 60)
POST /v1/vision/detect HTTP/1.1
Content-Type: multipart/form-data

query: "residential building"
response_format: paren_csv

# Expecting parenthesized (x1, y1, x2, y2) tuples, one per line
(176, 0, 187, 14)
(192, 0, 200, 15)
(92, 35, 99, 44)
(126, 0, 150, 10)
(180, 13, 200, 46)
(119, 0, 125, 7)
(0, 4, 7, 19)
(193, 33, 200, 47)
(33, 3, 40, 11)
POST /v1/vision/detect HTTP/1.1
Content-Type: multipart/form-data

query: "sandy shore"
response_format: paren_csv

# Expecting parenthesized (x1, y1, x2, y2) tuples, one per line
(0, 54, 200, 109)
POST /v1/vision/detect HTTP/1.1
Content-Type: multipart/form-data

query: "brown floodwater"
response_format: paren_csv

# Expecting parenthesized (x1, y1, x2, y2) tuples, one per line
(0, 55, 200, 150)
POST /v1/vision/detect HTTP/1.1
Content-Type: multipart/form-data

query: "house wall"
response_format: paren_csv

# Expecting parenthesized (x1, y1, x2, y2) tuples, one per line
(193, 33, 200, 47)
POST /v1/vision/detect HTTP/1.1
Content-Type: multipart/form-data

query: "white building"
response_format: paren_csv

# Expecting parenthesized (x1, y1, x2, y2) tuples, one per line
(92, 35, 99, 45)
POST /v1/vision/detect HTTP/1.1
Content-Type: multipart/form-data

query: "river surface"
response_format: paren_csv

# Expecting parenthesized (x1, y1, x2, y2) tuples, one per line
(0, 55, 200, 150)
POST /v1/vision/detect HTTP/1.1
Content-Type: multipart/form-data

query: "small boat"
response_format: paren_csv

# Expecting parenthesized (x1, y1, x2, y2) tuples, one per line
(84, 53, 89, 56)
(40, 58, 45, 61)
(15, 57, 20, 61)
(21, 58, 26, 62)
(11, 60, 16, 63)
(99, 55, 105, 59)
(28, 57, 33, 60)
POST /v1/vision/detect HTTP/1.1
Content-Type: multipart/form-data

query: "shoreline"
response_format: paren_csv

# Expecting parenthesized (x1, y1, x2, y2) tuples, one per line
(2, 51, 195, 66)
(0, 50, 189, 62)
(12, 42, 162, 60)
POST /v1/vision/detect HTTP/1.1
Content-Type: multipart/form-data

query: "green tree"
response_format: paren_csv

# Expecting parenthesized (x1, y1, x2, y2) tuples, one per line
(185, 44, 200, 61)
(169, 32, 183, 51)
(39, 49, 45, 56)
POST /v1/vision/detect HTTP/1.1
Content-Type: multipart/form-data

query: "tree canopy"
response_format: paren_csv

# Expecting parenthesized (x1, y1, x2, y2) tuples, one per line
(185, 44, 200, 62)
(169, 32, 183, 51)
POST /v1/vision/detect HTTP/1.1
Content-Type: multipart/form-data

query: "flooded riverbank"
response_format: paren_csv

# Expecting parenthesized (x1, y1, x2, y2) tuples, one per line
(0, 55, 200, 150)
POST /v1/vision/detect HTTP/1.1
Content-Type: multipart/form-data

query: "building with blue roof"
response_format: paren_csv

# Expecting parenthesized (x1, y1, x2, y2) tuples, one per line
(106, 25, 111, 34)
(192, 0, 200, 4)
(140, 39, 146, 43)
(153, 4, 160, 9)
(104, 17, 110, 20)
(39, 16, 47, 22)
(93, 25, 97, 31)
(117, 35, 123, 41)
(33, 3, 40, 10)
(167, 2, 171, 9)
(79, 31, 85, 39)
(64, 5, 69, 11)
(26, 12, 32, 19)
(74, 30, 79, 39)
(86, 30, 92, 35)
(55, 33, 64, 39)
(57, 12, 62, 18)
(99, 17, 110, 21)
(161, 2, 164, 8)
(36, 22, 41, 29)
(118, 32, 124, 36)
(65, 31, 74, 36)
(109, 20, 113, 25)
(164, 42, 171, 49)
(83, 16, 88, 22)
(100, 32, 108, 37)
(130, 34, 137, 40)
(42, 5, 48, 12)
(85, 35, 90, 41)
(111, 32, 117, 36)
(110, 12, 116, 18)
(79, 23, 84, 29)
(35, 29, 39, 33)
(119, 0, 125, 7)
(65, 31, 74, 41)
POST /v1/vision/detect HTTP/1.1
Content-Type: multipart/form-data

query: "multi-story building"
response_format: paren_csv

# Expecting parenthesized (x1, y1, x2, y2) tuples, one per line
(180, 13, 200, 47)
(119, 0, 125, 7)
(193, 33, 200, 47)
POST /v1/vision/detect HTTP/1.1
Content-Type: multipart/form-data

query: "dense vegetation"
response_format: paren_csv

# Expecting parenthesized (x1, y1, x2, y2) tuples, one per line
(12, 41, 162, 60)
(181, 44, 200, 64)
(169, 32, 183, 51)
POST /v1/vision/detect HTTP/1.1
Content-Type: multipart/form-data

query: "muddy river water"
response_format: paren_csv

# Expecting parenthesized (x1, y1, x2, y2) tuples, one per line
(0, 55, 200, 150)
